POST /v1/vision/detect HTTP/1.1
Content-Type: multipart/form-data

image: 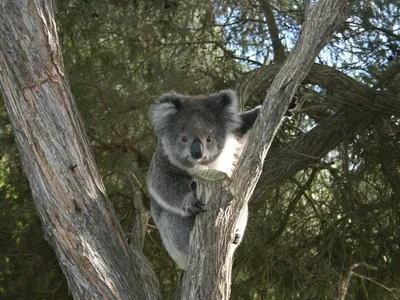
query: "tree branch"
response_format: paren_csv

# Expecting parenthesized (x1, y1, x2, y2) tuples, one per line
(232, 0, 348, 216)
(258, 0, 286, 63)
(238, 63, 400, 117)
(338, 263, 379, 300)
(178, 1, 349, 299)
(258, 107, 370, 193)
(235, 61, 400, 195)
(265, 169, 317, 245)
(0, 1, 160, 299)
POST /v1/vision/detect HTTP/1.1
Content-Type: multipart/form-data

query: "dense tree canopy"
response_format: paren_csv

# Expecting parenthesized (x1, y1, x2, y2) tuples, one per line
(0, 0, 399, 299)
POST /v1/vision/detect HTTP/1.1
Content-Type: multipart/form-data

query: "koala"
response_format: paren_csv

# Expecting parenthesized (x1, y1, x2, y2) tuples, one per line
(147, 90, 259, 270)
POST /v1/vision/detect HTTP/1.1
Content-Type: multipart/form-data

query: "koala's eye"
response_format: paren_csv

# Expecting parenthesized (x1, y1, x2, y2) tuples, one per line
(206, 136, 212, 143)
(181, 136, 188, 143)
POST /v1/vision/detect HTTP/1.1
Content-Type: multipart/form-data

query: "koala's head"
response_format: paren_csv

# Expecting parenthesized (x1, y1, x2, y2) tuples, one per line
(150, 90, 241, 171)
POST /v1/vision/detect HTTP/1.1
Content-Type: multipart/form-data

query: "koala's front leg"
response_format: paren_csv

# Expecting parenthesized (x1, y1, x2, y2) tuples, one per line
(148, 173, 206, 217)
(184, 181, 206, 215)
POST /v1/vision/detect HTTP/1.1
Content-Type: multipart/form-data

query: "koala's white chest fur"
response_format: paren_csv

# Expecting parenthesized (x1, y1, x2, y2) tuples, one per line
(173, 134, 241, 177)
(208, 133, 240, 176)
(148, 90, 258, 270)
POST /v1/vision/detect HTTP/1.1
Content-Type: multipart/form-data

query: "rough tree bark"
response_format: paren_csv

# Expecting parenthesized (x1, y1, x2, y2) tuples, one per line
(0, 1, 160, 299)
(0, 0, 352, 299)
(178, 0, 348, 299)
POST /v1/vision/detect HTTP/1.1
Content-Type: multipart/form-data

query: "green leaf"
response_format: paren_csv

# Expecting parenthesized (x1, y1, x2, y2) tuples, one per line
(197, 169, 228, 181)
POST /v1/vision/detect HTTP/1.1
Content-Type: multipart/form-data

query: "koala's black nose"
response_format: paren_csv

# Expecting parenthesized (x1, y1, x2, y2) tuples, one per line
(190, 139, 203, 159)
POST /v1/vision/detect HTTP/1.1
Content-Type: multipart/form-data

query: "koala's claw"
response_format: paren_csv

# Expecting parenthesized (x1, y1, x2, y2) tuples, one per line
(186, 194, 206, 215)
(188, 202, 206, 215)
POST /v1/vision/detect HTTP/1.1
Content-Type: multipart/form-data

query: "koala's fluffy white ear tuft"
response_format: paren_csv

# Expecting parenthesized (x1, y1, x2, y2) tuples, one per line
(150, 92, 181, 135)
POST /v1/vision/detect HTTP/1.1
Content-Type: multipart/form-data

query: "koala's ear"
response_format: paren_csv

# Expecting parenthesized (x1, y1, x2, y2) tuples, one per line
(213, 89, 241, 130)
(159, 92, 183, 109)
(215, 89, 239, 112)
(150, 92, 181, 135)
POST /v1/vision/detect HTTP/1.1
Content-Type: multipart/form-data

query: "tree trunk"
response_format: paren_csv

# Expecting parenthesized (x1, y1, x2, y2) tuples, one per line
(0, 1, 160, 299)
(177, 0, 348, 299)
(0, 0, 350, 298)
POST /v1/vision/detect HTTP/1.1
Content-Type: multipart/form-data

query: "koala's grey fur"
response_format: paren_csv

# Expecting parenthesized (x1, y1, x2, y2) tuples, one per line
(147, 90, 259, 270)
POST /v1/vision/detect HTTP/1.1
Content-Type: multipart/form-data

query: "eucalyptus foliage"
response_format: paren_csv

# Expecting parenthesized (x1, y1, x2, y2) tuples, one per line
(0, 0, 399, 299)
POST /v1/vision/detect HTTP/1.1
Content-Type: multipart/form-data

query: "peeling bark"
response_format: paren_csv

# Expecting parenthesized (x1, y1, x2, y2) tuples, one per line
(0, 1, 160, 299)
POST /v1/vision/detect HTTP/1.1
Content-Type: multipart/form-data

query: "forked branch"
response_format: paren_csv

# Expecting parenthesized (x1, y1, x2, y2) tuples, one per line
(178, 1, 349, 299)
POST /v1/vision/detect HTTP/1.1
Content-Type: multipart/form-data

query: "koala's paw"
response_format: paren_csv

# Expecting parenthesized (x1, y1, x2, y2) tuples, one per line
(185, 194, 206, 216)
